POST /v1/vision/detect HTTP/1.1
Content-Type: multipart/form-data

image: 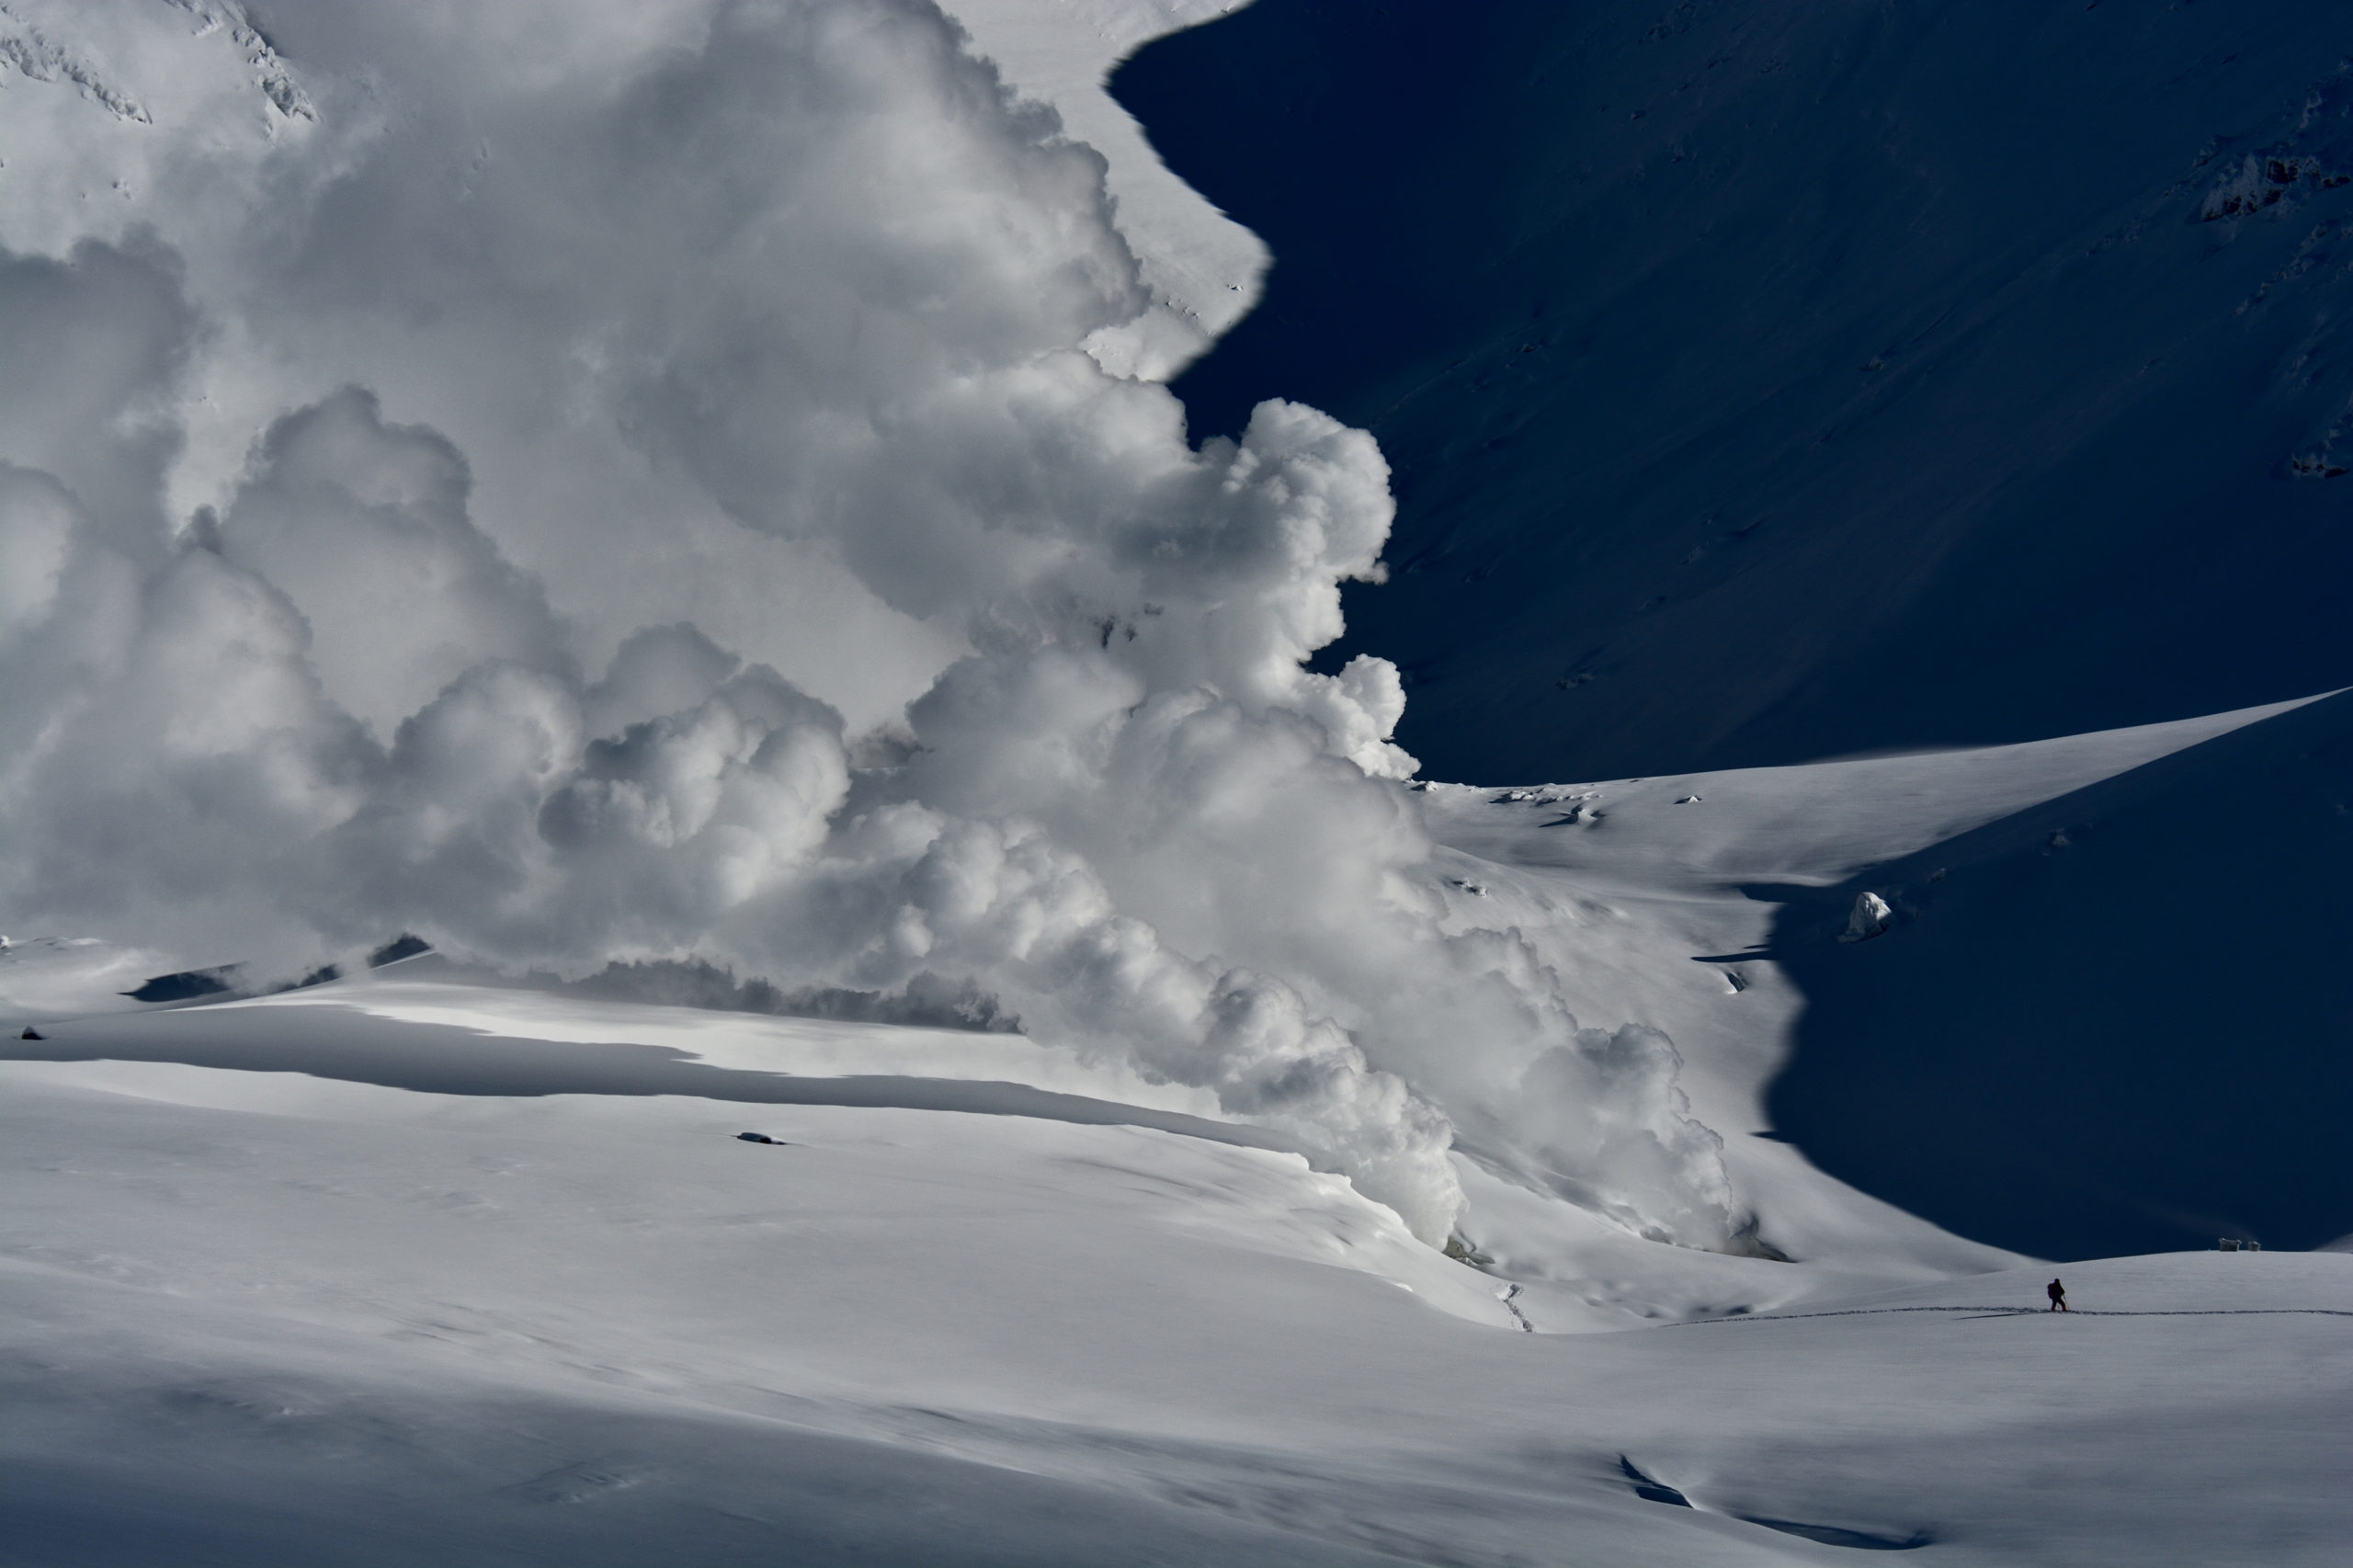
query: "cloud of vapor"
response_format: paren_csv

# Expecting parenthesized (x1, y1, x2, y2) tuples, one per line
(0, 0, 1741, 1249)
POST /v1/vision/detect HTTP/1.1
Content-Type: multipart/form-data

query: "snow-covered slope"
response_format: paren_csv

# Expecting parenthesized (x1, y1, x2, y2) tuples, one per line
(942, 0, 1266, 379)
(1407, 690, 2348, 1271)
(13, 695, 2352, 1562)
(5, 5, 2347, 1556)
(0, 935, 181, 1020)
(1116, 0, 2353, 781)
(6, 1041, 2349, 1565)
(1761, 686, 2353, 1260)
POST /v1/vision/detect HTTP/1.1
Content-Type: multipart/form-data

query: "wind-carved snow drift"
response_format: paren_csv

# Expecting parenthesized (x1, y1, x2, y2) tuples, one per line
(0, 0, 1742, 1249)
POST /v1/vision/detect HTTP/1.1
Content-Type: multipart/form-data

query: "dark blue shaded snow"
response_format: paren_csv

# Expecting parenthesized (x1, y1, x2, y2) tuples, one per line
(1115, 0, 2353, 784)
(1119, 0, 2353, 1264)
(1759, 690, 2353, 1260)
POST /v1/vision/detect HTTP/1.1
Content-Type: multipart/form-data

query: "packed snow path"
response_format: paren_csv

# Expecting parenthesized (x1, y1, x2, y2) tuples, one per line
(1678, 1304, 2353, 1324)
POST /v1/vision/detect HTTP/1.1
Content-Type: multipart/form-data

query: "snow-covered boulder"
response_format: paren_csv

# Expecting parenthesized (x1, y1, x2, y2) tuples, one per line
(1841, 891, 1893, 944)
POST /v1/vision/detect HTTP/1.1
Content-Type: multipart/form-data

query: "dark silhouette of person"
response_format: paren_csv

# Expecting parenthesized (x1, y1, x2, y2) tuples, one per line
(2046, 1278, 2069, 1312)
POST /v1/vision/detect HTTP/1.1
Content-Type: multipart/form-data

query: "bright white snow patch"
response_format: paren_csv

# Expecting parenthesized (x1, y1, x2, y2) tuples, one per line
(941, 0, 1267, 379)
(4, 1041, 2348, 1563)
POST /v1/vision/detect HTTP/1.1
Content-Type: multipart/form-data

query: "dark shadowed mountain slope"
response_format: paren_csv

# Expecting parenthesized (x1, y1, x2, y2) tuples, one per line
(1760, 687, 2353, 1261)
(1115, 1, 2353, 782)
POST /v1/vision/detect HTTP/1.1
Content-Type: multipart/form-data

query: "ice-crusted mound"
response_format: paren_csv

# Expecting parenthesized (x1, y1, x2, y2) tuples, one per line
(0, 0, 1739, 1248)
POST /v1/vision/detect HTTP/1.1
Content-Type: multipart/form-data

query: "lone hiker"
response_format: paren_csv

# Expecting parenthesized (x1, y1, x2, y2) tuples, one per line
(2046, 1278, 2069, 1312)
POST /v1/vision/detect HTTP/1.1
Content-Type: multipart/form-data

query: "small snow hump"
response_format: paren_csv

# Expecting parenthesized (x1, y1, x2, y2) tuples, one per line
(1840, 891, 1893, 943)
(735, 1131, 785, 1145)
(1619, 1456, 1691, 1508)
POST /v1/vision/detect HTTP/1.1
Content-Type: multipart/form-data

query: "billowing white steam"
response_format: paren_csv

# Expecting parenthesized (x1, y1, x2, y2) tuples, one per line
(0, 0, 1740, 1248)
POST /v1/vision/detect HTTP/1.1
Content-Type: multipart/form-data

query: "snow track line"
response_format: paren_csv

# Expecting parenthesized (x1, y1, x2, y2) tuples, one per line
(1670, 1305, 2353, 1327)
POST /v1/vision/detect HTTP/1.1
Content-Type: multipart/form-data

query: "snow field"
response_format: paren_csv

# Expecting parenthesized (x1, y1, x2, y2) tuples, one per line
(2, 1, 2344, 1558)
(6, 1044, 2349, 1565)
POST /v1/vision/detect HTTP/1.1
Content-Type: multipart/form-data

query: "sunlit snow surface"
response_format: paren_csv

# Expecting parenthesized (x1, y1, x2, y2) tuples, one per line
(7, 1029, 2351, 1564)
(2, 1, 2347, 1558)
(9, 699, 2351, 1565)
